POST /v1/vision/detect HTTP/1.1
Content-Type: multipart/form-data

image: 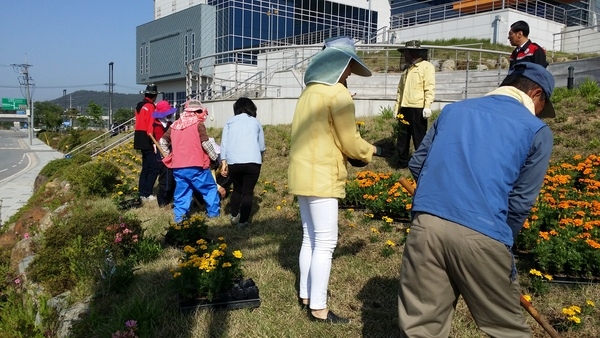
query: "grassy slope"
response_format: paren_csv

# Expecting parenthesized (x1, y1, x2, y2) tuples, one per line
(66, 85, 600, 337)
(3, 78, 598, 337)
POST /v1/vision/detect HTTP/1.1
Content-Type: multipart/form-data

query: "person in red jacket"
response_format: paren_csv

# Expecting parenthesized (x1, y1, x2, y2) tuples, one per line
(152, 100, 176, 207)
(134, 84, 159, 200)
(508, 21, 548, 68)
(159, 99, 220, 223)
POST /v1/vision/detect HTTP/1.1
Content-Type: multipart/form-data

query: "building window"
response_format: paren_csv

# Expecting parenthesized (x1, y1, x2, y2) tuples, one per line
(145, 45, 149, 74)
(163, 92, 175, 104)
(191, 33, 196, 60)
(176, 91, 186, 108)
(184, 35, 189, 63)
(139, 47, 144, 75)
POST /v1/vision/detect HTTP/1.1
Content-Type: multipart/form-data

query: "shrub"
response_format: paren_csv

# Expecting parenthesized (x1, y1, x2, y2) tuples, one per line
(65, 161, 122, 197)
(27, 203, 140, 295)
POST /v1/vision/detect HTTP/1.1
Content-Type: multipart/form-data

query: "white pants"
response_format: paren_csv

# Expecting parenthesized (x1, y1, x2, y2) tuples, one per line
(298, 196, 339, 310)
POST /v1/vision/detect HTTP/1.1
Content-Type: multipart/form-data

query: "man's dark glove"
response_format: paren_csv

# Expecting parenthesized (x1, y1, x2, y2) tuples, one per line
(348, 158, 369, 167)
(374, 145, 393, 158)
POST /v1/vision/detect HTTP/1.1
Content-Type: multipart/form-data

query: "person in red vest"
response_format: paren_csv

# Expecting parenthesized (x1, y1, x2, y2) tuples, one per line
(159, 99, 220, 223)
(134, 84, 159, 201)
(508, 21, 548, 68)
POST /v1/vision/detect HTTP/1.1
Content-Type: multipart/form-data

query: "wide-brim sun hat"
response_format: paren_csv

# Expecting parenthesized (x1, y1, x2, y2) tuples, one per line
(508, 62, 556, 118)
(304, 36, 372, 86)
(143, 84, 158, 94)
(397, 40, 428, 52)
(183, 99, 208, 113)
(152, 100, 177, 118)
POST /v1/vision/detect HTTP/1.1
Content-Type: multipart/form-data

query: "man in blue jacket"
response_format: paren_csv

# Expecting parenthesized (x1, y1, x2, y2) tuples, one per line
(398, 62, 555, 337)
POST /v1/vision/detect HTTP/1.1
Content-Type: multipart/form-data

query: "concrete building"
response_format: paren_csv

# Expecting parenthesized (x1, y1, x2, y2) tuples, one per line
(137, 0, 599, 109)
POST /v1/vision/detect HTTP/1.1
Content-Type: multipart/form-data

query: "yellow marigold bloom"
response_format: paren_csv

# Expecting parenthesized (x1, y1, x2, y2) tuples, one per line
(544, 274, 553, 281)
(570, 305, 582, 313)
(233, 250, 243, 259)
(386, 240, 396, 247)
(568, 316, 581, 324)
(523, 294, 532, 302)
(406, 228, 410, 233)
(529, 269, 542, 277)
(277, 205, 282, 210)
(197, 239, 207, 245)
(183, 245, 196, 254)
(200, 245, 208, 250)
(586, 300, 595, 307)
(371, 227, 380, 234)
(218, 237, 225, 241)
(222, 262, 232, 268)
(219, 243, 227, 250)
(117, 191, 123, 195)
(562, 307, 575, 316)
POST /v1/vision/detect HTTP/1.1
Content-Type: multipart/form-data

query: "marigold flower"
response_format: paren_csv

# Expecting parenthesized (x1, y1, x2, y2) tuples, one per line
(523, 294, 532, 302)
(233, 250, 243, 259)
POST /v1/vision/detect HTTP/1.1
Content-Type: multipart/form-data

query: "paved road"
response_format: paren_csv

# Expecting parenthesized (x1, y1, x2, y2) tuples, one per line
(0, 130, 63, 225)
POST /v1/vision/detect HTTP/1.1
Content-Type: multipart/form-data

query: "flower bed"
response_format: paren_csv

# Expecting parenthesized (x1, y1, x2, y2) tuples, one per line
(171, 236, 246, 302)
(342, 171, 413, 221)
(345, 154, 600, 279)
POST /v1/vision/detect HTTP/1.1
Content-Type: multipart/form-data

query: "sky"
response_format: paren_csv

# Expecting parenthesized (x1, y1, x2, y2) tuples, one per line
(1, 1, 154, 102)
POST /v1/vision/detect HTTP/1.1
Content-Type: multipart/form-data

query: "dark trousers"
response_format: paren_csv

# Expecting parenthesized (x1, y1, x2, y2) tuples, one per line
(396, 107, 428, 167)
(157, 162, 175, 207)
(138, 149, 160, 197)
(228, 163, 261, 223)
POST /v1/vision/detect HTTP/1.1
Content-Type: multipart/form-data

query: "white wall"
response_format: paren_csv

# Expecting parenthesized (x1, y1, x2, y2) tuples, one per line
(391, 9, 564, 51)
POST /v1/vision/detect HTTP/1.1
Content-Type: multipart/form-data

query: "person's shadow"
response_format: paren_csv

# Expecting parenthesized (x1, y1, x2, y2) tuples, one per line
(357, 276, 402, 337)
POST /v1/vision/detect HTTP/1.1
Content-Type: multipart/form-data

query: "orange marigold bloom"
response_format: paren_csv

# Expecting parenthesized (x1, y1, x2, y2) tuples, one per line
(585, 239, 600, 249)
(539, 232, 550, 240)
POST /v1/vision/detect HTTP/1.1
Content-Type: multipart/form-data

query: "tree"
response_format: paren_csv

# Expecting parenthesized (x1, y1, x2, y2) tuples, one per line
(86, 101, 104, 127)
(77, 116, 91, 130)
(113, 108, 134, 126)
(34, 101, 64, 131)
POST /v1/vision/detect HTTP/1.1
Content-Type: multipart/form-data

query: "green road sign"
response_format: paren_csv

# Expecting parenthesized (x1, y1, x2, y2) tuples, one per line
(2, 98, 28, 110)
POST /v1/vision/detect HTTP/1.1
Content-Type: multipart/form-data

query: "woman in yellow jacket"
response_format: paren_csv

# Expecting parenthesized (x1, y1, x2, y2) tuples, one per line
(288, 37, 387, 324)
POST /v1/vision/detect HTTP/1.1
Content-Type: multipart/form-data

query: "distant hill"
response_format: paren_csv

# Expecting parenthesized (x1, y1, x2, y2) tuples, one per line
(47, 90, 142, 111)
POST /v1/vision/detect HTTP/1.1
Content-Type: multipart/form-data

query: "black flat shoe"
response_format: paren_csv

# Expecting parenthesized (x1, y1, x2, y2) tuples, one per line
(310, 310, 350, 324)
(298, 298, 309, 311)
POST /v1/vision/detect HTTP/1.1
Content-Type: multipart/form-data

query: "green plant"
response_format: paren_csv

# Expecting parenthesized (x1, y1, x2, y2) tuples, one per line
(379, 106, 395, 119)
(526, 269, 553, 295)
(380, 240, 396, 257)
(577, 77, 600, 99)
(171, 237, 244, 300)
(0, 288, 49, 337)
(164, 214, 208, 246)
(65, 161, 122, 197)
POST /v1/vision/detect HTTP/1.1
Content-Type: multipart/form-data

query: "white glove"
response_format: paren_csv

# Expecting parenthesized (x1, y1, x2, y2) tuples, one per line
(422, 108, 432, 118)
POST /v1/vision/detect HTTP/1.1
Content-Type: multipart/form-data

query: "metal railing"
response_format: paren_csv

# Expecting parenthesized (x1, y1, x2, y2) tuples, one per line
(186, 43, 513, 103)
(390, 0, 572, 29)
(64, 118, 135, 158)
(552, 24, 600, 59)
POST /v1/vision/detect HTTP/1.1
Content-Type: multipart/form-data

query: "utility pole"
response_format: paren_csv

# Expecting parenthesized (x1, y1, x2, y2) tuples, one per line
(109, 62, 114, 128)
(11, 63, 34, 145)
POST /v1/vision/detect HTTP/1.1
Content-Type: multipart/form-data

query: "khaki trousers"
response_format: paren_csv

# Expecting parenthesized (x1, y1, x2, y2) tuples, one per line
(398, 213, 530, 338)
